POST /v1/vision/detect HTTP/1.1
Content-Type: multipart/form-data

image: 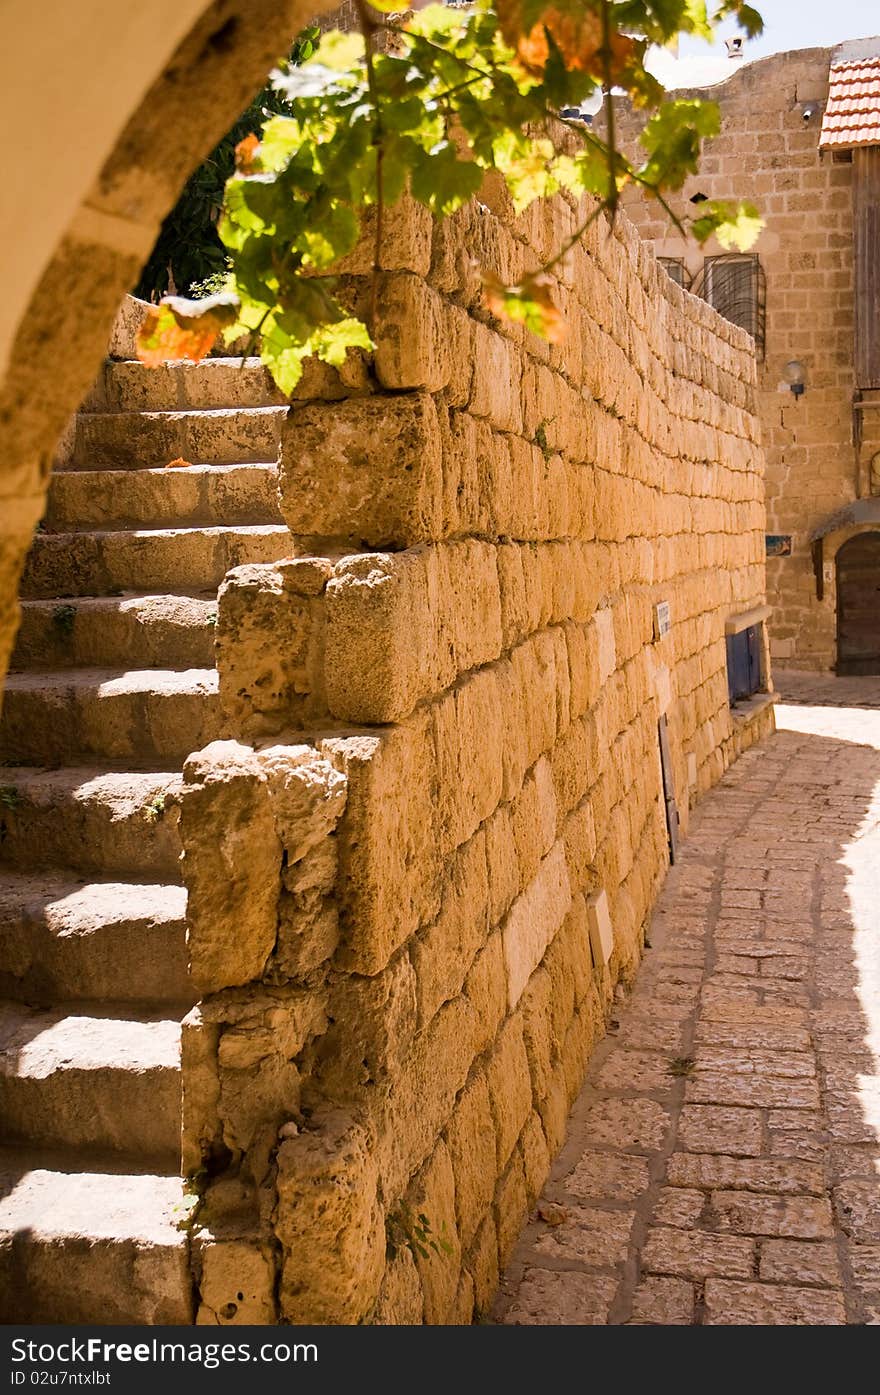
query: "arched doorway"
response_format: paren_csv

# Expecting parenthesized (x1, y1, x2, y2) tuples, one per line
(836, 531, 880, 674)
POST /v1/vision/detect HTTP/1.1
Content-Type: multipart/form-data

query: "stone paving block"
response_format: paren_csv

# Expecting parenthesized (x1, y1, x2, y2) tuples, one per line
(578, 1098, 670, 1153)
(758, 1239, 842, 1287)
(709, 1191, 834, 1240)
(629, 1276, 695, 1325)
(767, 1131, 828, 1164)
(533, 1204, 635, 1267)
(834, 1182, 880, 1243)
(768, 1109, 824, 1132)
(666, 1153, 825, 1196)
(692, 1047, 816, 1079)
(641, 1227, 756, 1281)
(652, 1188, 706, 1228)
(678, 1105, 763, 1158)
(685, 1071, 819, 1111)
(693, 1023, 812, 1052)
(593, 1050, 676, 1093)
(502, 1269, 618, 1325)
(848, 1246, 880, 1286)
(563, 1151, 651, 1203)
(703, 1278, 846, 1326)
(615, 1019, 687, 1052)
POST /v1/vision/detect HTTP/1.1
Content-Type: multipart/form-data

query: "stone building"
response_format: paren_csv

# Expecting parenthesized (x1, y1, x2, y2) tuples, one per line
(617, 37, 880, 674)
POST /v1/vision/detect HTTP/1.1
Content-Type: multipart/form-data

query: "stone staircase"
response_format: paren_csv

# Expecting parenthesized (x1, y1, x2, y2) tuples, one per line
(0, 358, 289, 1322)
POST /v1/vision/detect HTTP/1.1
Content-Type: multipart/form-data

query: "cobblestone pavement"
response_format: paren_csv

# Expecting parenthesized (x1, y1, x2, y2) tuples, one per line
(495, 678, 880, 1325)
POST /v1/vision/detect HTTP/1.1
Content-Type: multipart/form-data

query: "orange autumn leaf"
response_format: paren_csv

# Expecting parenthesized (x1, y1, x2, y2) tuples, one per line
(498, 0, 635, 81)
(521, 272, 566, 343)
(166, 457, 193, 469)
(483, 269, 566, 344)
(234, 133, 261, 175)
(136, 294, 239, 368)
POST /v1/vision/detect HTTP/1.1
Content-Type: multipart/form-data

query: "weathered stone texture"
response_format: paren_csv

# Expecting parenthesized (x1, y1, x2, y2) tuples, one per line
(180, 181, 768, 1323)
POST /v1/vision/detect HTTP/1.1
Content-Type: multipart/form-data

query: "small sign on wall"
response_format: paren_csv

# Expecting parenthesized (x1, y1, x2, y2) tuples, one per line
(653, 600, 671, 640)
(766, 534, 792, 557)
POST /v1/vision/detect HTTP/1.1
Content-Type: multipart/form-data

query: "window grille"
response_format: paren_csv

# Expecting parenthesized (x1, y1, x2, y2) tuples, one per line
(691, 254, 766, 358)
(658, 257, 688, 288)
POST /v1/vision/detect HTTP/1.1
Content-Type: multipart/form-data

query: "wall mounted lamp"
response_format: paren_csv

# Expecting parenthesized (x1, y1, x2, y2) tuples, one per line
(783, 360, 807, 398)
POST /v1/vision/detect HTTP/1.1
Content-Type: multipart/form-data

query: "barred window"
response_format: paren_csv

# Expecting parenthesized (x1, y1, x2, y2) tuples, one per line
(692, 254, 766, 358)
(658, 257, 687, 287)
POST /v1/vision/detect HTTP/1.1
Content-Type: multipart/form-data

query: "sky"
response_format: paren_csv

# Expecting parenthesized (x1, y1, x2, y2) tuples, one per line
(679, 0, 879, 59)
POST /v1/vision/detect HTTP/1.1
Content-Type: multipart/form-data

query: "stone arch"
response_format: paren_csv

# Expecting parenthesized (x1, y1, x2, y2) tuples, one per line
(0, 0, 337, 690)
(836, 530, 880, 675)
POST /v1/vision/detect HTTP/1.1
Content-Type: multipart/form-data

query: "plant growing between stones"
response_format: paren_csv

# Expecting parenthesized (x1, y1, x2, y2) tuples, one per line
(386, 1203, 454, 1262)
(136, 0, 764, 391)
(143, 793, 167, 824)
(0, 786, 20, 811)
(51, 604, 77, 638)
(535, 418, 555, 460)
(667, 1055, 696, 1077)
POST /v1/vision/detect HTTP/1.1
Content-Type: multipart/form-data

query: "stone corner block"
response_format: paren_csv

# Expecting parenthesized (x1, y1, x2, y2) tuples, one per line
(280, 391, 443, 548)
(275, 1109, 385, 1325)
(179, 741, 281, 994)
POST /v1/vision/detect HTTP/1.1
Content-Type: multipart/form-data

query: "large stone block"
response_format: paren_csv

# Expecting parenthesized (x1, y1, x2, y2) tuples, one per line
(195, 1237, 276, 1326)
(485, 1015, 533, 1169)
(378, 994, 482, 1199)
(276, 1110, 386, 1325)
(373, 272, 465, 393)
(180, 741, 346, 995)
(321, 718, 442, 975)
(217, 558, 331, 738)
(411, 829, 490, 1027)
(502, 841, 573, 1008)
(404, 1140, 462, 1324)
(281, 392, 443, 547)
(444, 1073, 497, 1248)
(179, 741, 282, 994)
(432, 666, 505, 852)
(323, 541, 502, 725)
(320, 952, 418, 1098)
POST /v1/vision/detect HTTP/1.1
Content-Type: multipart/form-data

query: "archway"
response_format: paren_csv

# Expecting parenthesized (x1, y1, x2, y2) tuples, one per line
(836, 531, 880, 675)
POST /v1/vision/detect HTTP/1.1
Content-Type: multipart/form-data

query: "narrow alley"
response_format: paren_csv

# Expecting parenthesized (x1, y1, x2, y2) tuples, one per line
(496, 674, 880, 1325)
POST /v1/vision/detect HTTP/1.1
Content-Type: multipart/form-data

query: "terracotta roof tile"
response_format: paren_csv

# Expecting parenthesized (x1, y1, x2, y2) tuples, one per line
(820, 53, 880, 150)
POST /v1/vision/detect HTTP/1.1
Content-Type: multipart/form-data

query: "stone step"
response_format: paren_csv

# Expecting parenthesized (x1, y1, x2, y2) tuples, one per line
(0, 1153, 192, 1322)
(22, 523, 290, 598)
(0, 1003, 182, 1163)
(0, 668, 220, 765)
(70, 405, 286, 470)
(0, 874, 190, 1006)
(83, 356, 283, 414)
(13, 594, 217, 671)
(0, 767, 182, 877)
(46, 463, 282, 530)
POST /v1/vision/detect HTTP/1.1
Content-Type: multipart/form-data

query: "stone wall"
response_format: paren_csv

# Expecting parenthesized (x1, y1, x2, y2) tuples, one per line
(178, 183, 772, 1324)
(615, 47, 879, 671)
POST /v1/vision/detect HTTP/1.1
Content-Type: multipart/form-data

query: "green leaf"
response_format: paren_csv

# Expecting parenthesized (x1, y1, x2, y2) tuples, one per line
(692, 198, 763, 250)
(409, 142, 484, 216)
(313, 318, 374, 367)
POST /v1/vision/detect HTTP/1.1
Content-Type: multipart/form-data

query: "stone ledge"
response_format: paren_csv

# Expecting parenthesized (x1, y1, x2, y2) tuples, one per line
(729, 690, 777, 727)
(725, 604, 771, 635)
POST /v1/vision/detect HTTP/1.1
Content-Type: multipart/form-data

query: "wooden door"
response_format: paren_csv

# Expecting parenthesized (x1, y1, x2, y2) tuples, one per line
(837, 532, 880, 675)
